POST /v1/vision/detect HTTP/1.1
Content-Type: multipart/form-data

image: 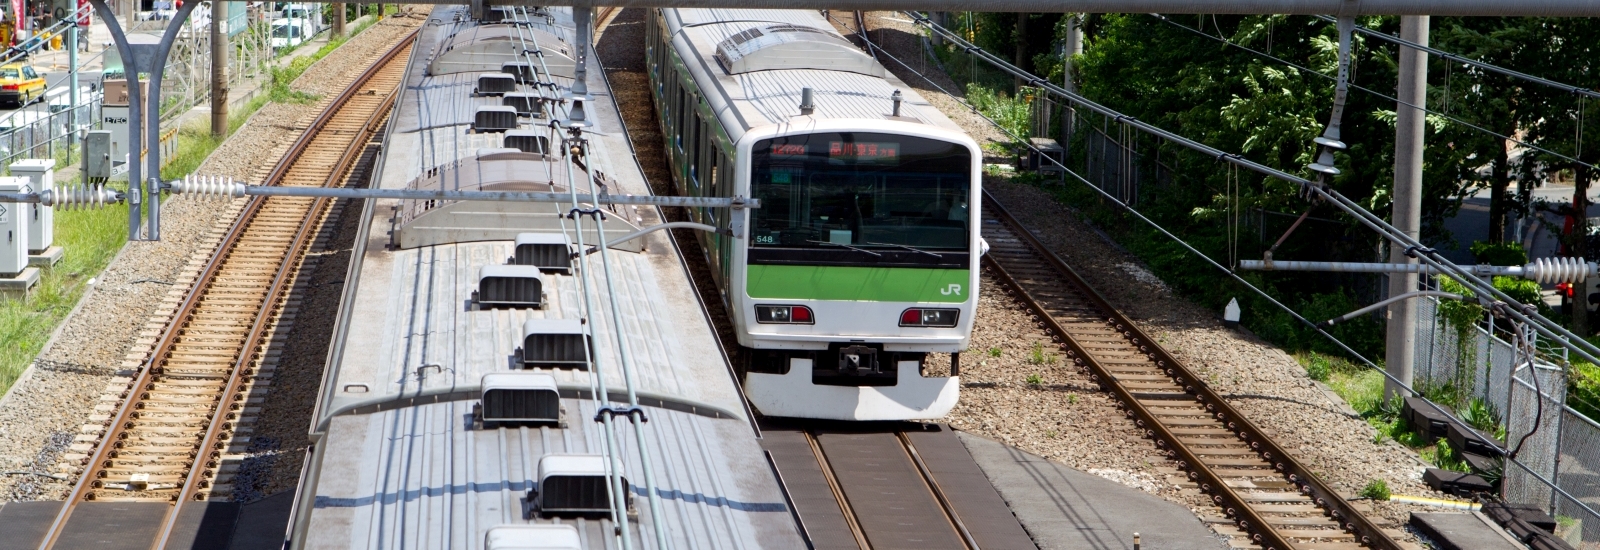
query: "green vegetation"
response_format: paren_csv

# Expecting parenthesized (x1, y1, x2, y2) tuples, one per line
(1027, 341, 1054, 365)
(1304, 352, 1333, 382)
(1025, 373, 1045, 387)
(0, 204, 127, 391)
(987, 346, 1003, 357)
(1306, 352, 1478, 472)
(0, 14, 386, 396)
(1360, 479, 1391, 501)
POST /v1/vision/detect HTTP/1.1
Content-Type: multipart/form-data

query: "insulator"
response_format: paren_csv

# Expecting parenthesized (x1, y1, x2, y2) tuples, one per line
(171, 175, 246, 200)
(1526, 257, 1596, 284)
(39, 184, 117, 209)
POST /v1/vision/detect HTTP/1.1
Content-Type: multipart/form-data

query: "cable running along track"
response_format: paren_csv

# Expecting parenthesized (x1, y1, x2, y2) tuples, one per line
(980, 191, 1402, 550)
(36, 31, 418, 550)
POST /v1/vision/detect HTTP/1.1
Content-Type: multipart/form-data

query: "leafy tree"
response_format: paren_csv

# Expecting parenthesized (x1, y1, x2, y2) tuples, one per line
(1430, 18, 1547, 244)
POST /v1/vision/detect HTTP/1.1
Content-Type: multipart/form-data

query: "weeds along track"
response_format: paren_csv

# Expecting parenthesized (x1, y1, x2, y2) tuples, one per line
(980, 191, 1405, 550)
(36, 31, 417, 549)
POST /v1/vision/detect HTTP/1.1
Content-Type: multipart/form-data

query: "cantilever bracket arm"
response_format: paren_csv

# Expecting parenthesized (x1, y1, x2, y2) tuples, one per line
(579, 221, 731, 257)
(1318, 290, 1464, 329)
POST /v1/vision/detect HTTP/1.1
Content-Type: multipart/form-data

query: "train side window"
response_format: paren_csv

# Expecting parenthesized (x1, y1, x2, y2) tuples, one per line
(691, 118, 703, 186)
(676, 88, 687, 152)
(705, 152, 722, 225)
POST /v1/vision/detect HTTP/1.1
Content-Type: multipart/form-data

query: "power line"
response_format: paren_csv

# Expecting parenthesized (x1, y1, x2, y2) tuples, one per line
(1311, 14, 1600, 100)
(890, 12, 1600, 522)
(1152, 13, 1599, 172)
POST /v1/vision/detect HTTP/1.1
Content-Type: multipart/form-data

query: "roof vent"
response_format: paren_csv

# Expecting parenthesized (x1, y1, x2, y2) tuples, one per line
(533, 454, 627, 517)
(502, 92, 544, 117)
(477, 73, 518, 95)
(504, 130, 550, 154)
(474, 106, 520, 133)
(478, 372, 561, 427)
(502, 61, 536, 84)
(512, 232, 572, 273)
(485, 525, 581, 550)
(473, 265, 546, 308)
(516, 318, 590, 370)
(799, 87, 814, 116)
(713, 23, 884, 77)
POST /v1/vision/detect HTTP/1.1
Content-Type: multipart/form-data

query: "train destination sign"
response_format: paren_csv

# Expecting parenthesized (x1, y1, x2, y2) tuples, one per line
(829, 141, 898, 161)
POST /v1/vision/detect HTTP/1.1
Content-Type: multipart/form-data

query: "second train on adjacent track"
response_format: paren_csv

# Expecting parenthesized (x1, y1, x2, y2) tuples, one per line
(646, 8, 983, 420)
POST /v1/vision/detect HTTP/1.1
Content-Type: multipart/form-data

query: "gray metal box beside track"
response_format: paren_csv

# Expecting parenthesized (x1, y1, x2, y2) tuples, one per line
(83, 130, 112, 181)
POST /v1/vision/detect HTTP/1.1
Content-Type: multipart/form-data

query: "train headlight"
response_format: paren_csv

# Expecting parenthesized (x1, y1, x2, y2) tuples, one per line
(900, 308, 959, 327)
(756, 305, 814, 324)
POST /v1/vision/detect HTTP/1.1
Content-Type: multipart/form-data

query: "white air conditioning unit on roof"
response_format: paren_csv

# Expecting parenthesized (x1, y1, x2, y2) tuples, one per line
(484, 524, 580, 550)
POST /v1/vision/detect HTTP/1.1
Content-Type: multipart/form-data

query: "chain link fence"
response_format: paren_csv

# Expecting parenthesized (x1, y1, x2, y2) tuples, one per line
(1414, 292, 1600, 547)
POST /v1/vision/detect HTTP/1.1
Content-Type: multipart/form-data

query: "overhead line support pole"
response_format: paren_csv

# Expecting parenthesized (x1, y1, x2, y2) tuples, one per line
(1387, 15, 1428, 400)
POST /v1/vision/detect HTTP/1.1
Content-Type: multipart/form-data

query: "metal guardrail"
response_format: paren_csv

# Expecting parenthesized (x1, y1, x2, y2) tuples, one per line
(0, 91, 101, 171)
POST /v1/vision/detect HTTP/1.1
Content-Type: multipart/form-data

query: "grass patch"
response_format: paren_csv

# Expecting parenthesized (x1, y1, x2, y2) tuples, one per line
(0, 13, 386, 396)
(1360, 479, 1391, 501)
(0, 202, 128, 390)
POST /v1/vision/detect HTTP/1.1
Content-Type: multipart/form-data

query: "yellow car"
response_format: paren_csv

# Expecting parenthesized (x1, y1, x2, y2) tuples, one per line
(0, 64, 46, 107)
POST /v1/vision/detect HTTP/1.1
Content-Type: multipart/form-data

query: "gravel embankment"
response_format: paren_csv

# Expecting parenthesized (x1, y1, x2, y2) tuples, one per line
(0, 10, 427, 502)
(232, 7, 430, 502)
(860, 11, 1443, 530)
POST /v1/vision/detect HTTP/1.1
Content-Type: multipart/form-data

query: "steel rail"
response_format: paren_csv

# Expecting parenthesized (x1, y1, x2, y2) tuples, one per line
(35, 30, 417, 550)
(153, 35, 414, 550)
(805, 431, 872, 550)
(897, 431, 980, 550)
(980, 191, 1401, 550)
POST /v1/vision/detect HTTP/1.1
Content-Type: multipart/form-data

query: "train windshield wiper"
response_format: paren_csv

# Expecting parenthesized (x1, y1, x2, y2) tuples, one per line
(806, 240, 884, 257)
(865, 241, 944, 258)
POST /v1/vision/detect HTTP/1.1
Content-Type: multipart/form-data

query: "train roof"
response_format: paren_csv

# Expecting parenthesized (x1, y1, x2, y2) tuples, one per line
(661, 8, 971, 146)
(296, 7, 802, 548)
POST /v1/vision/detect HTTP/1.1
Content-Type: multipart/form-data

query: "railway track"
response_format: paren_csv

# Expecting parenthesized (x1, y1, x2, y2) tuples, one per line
(764, 423, 1034, 550)
(979, 191, 1404, 550)
(35, 31, 417, 549)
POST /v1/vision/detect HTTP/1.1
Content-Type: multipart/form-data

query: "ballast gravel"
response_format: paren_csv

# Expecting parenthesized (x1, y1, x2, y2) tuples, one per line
(860, 11, 1445, 533)
(0, 10, 427, 503)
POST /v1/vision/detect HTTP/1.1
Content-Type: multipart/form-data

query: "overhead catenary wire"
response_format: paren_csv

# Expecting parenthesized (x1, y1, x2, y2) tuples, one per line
(1152, 13, 1600, 174)
(1311, 14, 1600, 101)
(907, 10, 1600, 372)
(890, 12, 1600, 522)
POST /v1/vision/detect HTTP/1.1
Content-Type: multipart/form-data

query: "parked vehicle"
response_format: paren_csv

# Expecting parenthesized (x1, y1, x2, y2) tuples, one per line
(270, 18, 312, 50)
(0, 63, 47, 107)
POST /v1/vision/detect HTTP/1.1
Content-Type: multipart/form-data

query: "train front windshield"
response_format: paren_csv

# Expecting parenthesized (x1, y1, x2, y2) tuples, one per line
(751, 132, 972, 255)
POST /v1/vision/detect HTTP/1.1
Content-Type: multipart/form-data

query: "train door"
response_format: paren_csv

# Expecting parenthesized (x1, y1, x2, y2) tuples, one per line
(715, 151, 733, 288)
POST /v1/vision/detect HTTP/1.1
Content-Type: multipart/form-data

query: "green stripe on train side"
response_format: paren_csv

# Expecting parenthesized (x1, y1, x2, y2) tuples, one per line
(746, 265, 970, 303)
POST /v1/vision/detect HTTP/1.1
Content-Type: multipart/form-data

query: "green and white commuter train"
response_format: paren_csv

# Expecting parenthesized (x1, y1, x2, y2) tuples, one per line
(646, 8, 983, 420)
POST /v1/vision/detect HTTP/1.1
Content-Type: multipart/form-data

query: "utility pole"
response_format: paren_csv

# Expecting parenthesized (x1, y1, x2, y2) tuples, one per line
(210, 0, 227, 137)
(1061, 14, 1082, 155)
(1014, 13, 1025, 93)
(68, 21, 78, 148)
(334, 3, 345, 36)
(1386, 15, 1428, 400)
